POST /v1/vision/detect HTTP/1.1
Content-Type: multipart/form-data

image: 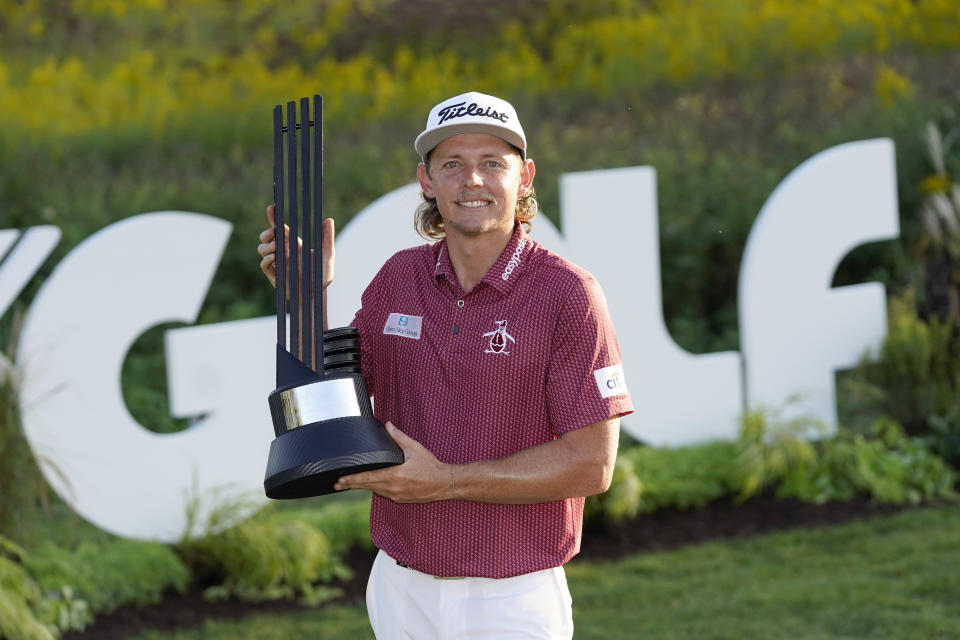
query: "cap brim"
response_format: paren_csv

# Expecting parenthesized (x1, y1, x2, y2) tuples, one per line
(415, 122, 526, 159)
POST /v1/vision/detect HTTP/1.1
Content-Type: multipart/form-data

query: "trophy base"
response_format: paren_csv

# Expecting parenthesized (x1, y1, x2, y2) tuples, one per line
(264, 415, 405, 499)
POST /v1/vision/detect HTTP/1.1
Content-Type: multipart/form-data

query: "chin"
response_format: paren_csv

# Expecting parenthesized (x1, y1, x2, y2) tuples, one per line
(444, 212, 513, 237)
(447, 220, 501, 237)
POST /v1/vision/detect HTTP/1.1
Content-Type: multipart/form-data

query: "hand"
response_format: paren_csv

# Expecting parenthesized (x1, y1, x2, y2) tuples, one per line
(257, 204, 335, 290)
(334, 422, 456, 503)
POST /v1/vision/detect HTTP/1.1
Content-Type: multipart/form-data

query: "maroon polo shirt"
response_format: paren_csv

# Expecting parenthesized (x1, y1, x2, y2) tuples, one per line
(351, 223, 633, 578)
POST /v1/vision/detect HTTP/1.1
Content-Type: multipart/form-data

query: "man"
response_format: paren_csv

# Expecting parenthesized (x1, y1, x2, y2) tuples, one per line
(258, 91, 633, 639)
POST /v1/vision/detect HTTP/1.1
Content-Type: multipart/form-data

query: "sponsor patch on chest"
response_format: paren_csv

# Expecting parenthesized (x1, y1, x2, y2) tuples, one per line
(594, 364, 628, 398)
(383, 313, 423, 339)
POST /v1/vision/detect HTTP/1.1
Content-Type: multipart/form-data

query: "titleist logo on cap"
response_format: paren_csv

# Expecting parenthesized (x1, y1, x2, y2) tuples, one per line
(437, 101, 510, 125)
(414, 91, 526, 158)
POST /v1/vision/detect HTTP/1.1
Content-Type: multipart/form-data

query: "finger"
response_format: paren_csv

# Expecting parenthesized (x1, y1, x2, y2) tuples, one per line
(323, 217, 335, 255)
(335, 468, 394, 491)
(257, 240, 276, 258)
(267, 204, 275, 226)
(260, 255, 276, 286)
(259, 227, 275, 243)
(339, 469, 387, 486)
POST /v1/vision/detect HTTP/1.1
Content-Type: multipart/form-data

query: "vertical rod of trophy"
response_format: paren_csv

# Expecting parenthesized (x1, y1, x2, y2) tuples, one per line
(287, 101, 300, 362)
(300, 97, 313, 370)
(313, 95, 324, 375)
(272, 106, 287, 370)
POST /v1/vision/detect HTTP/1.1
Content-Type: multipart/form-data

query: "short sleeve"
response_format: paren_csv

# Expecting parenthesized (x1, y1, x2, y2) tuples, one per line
(545, 274, 634, 435)
(350, 263, 389, 396)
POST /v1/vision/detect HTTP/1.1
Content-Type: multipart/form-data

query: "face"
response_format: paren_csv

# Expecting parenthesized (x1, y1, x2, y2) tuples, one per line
(417, 133, 535, 239)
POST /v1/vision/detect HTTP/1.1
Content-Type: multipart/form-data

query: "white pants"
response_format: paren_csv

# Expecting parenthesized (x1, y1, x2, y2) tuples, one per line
(366, 550, 574, 639)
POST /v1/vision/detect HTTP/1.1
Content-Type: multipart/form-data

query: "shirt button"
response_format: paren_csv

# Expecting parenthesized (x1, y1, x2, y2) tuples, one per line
(452, 326, 459, 335)
(456, 299, 465, 308)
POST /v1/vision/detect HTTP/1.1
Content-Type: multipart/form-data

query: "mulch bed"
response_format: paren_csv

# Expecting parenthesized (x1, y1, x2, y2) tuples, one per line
(63, 494, 913, 640)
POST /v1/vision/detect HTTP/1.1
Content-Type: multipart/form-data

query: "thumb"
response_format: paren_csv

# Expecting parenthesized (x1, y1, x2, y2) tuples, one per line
(267, 204, 276, 227)
(385, 421, 415, 451)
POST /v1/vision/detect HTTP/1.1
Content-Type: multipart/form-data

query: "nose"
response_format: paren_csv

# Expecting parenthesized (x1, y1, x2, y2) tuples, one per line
(462, 164, 483, 188)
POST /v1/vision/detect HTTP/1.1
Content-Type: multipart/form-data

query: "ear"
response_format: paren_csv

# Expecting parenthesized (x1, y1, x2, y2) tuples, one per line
(417, 163, 435, 199)
(518, 158, 536, 196)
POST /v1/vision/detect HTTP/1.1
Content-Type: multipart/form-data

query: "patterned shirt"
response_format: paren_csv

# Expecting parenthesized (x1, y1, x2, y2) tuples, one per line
(352, 223, 633, 578)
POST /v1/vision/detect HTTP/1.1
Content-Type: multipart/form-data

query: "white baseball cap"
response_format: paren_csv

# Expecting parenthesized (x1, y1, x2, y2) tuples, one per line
(414, 91, 527, 161)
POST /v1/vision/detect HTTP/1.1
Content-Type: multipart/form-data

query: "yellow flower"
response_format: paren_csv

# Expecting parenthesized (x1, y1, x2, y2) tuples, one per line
(874, 63, 915, 107)
(921, 174, 952, 195)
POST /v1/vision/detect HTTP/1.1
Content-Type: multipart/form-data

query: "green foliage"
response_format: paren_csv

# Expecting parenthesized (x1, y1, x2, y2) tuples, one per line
(0, 537, 56, 640)
(916, 118, 960, 318)
(734, 404, 956, 505)
(926, 401, 960, 465)
(33, 585, 91, 636)
(779, 419, 957, 504)
(735, 407, 821, 502)
(594, 402, 954, 523)
(629, 441, 740, 514)
(1, 533, 190, 638)
(24, 539, 189, 617)
(0, 316, 51, 536)
(273, 497, 375, 553)
(177, 504, 350, 605)
(586, 440, 739, 522)
(841, 292, 960, 463)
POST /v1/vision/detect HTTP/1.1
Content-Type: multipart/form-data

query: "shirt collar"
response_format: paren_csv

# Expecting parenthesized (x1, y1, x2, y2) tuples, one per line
(432, 224, 534, 295)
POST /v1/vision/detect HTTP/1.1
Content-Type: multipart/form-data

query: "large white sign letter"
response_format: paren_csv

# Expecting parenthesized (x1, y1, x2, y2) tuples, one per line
(739, 139, 900, 427)
(16, 212, 256, 542)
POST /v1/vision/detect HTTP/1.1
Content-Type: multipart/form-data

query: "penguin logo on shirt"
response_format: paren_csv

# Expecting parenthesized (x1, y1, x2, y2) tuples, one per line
(483, 320, 515, 355)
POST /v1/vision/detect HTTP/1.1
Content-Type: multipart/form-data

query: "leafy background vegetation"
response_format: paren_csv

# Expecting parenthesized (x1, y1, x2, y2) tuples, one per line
(1, 0, 959, 637)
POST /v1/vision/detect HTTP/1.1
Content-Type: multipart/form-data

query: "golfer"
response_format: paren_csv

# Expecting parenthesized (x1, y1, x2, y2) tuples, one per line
(258, 91, 633, 639)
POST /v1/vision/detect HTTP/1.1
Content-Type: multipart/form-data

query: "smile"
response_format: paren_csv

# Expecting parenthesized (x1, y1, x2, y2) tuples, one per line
(456, 199, 492, 208)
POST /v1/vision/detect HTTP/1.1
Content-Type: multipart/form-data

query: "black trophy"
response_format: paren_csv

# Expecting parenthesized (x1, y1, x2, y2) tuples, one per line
(264, 95, 404, 499)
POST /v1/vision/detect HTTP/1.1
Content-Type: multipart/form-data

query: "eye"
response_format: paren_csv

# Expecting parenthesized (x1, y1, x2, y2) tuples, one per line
(484, 160, 503, 168)
(443, 160, 459, 169)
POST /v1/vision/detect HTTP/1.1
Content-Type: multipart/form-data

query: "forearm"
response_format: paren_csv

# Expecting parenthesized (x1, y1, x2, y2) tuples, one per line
(449, 419, 619, 504)
(334, 418, 620, 504)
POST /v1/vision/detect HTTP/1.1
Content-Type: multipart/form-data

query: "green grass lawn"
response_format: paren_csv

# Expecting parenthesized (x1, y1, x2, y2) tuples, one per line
(129, 505, 960, 640)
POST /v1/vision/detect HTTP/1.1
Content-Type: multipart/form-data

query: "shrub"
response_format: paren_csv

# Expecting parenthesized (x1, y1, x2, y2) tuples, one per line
(587, 440, 739, 522)
(629, 440, 740, 513)
(273, 497, 374, 553)
(176, 504, 351, 605)
(24, 538, 189, 616)
(0, 536, 57, 640)
(778, 419, 957, 504)
(734, 404, 956, 505)
(735, 406, 820, 502)
(841, 292, 960, 463)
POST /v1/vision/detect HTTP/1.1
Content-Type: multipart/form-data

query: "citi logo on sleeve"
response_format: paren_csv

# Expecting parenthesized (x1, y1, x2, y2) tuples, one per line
(383, 313, 423, 339)
(594, 364, 628, 399)
(483, 319, 515, 355)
